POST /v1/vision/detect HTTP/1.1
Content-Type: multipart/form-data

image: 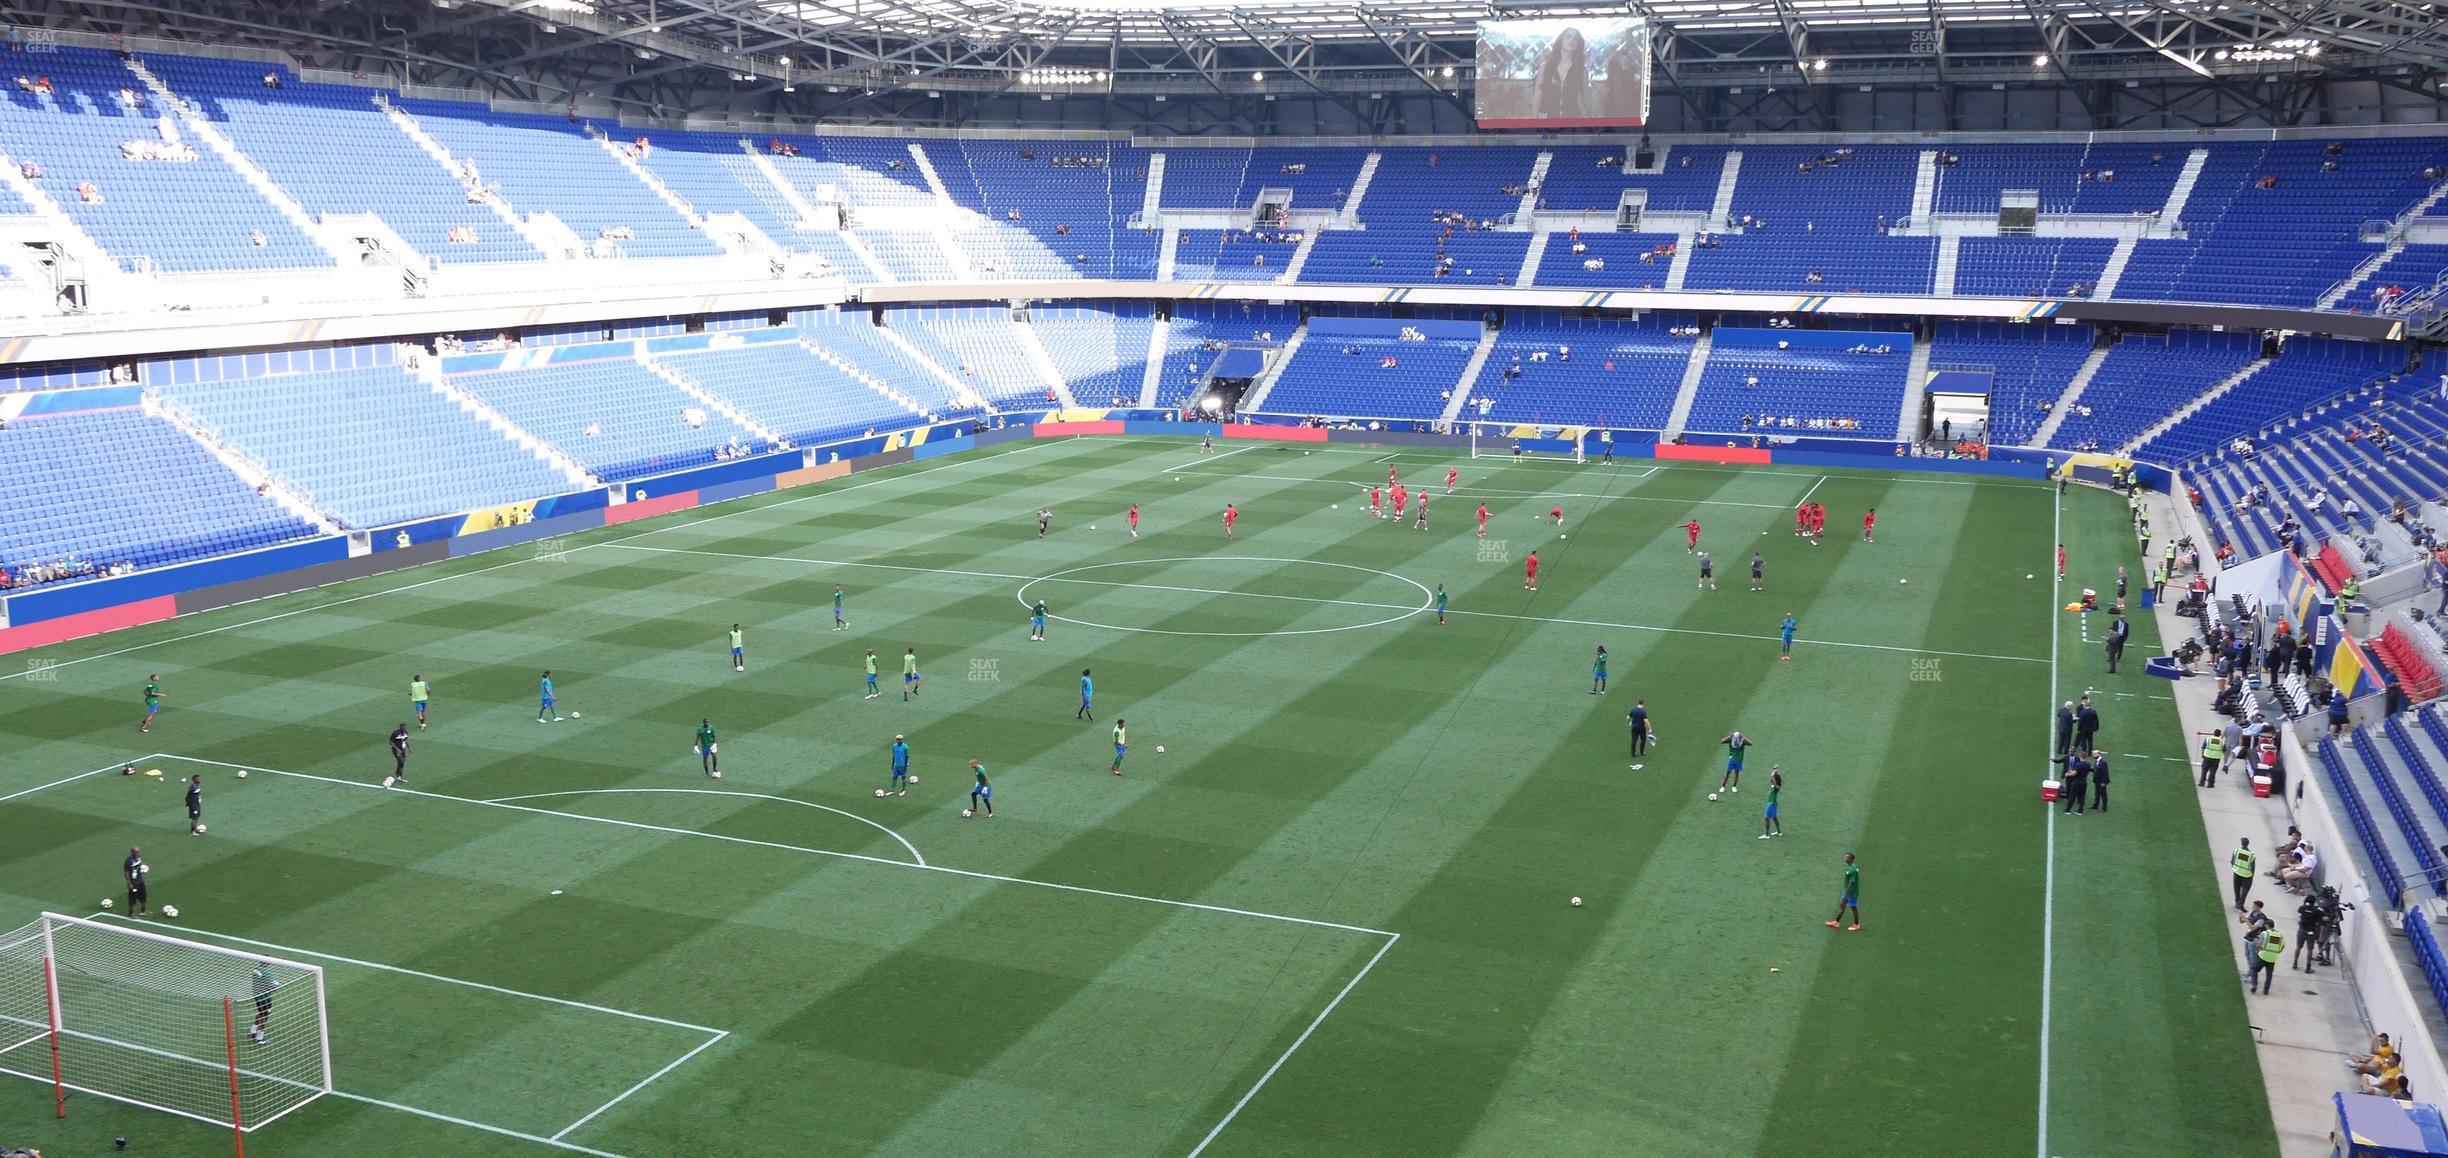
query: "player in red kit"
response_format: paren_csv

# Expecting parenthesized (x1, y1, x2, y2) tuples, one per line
(1393, 485, 1408, 519)
(1446, 467, 1458, 494)
(1524, 550, 1540, 590)
(1862, 507, 1876, 542)
(1549, 506, 1564, 527)
(1127, 503, 1140, 539)
(2057, 542, 2066, 578)
(1224, 503, 1239, 539)
(1684, 519, 1703, 553)
(1476, 503, 1490, 538)
(1794, 503, 1809, 537)
(1388, 464, 1399, 488)
(1370, 486, 1383, 518)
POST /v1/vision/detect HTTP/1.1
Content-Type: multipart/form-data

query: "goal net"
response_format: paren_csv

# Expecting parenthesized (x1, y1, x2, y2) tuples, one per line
(0, 914, 330, 1150)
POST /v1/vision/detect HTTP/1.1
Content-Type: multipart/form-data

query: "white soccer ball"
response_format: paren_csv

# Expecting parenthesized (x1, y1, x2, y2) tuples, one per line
(1332, 504, 1339, 510)
(876, 788, 887, 797)
(710, 770, 721, 779)
(962, 808, 975, 818)
(1899, 578, 1908, 584)
(382, 776, 395, 788)
(100, 898, 112, 909)
(1570, 896, 1583, 907)
(570, 711, 581, 719)
(161, 906, 178, 919)
(2027, 573, 2035, 580)
(139, 864, 149, 874)
(236, 770, 248, 779)
(1560, 534, 1568, 540)
(1090, 524, 1097, 530)
(1708, 792, 1720, 801)
(1156, 745, 1165, 753)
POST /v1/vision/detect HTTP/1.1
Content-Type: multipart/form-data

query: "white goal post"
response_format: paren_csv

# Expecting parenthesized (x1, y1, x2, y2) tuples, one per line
(0, 914, 330, 1155)
(1467, 424, 1586, 463)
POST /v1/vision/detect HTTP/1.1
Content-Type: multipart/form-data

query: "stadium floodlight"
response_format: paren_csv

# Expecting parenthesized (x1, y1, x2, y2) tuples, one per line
(0, 914, 331, 1155)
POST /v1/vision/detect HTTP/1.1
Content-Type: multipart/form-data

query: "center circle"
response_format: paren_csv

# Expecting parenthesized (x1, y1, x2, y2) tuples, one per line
(1014, 557, 1434, 638)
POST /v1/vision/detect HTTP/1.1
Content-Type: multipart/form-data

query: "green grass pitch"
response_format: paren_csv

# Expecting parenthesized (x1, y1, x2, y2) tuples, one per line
(0, 436, 2274, 1156)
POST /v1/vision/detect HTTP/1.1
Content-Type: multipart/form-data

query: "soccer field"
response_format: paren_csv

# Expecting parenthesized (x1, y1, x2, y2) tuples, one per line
(0, 435, 2273, 1156)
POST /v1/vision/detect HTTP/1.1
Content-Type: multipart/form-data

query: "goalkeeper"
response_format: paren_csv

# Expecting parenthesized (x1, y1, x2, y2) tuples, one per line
(248, 962, 275, 1045)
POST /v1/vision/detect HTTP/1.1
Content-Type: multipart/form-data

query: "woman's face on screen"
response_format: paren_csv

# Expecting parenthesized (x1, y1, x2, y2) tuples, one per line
(1550, 27, 1587, 69)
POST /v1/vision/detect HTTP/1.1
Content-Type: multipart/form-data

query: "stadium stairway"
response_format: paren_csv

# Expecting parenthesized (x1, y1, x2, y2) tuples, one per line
(122, 57, 359, 270)
(641, 352, 784, 446)
(1659, 331, 1713, 440)
(2120, 354, 2275, 455)
(1237, 321, 1306, 413)
(142, 391, 342, 534)
(1014, 317, 1082, 410)
(796, 335, 939, 424)
(2319, 181, 2448, 309)
(402, 350, 599, 489)
(1896, 339, 1933, 441)
(376, 96, 571, 260)
(1137, 314, 1171, 406)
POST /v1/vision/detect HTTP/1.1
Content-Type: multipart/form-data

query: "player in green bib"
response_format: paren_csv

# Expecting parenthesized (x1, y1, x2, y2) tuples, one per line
(1110, 719, 1128, 775)
(902, 648, 921, 700)
(832, 584, 847, 631)
(863, 649, 881, 699)
(1434, 583, 1448, 626)
(1591, 645, 1609, 694)
(1030, 599, 1049, 642)
(695, 718, 720, 778)
(1761, 766, 1783, 839)
(410, 675, 430, 730)
(140, 675, 163, 734)
(728, 624, 746, 672)
(1826, 852, 1861, 931)
(967, 759, 994, 817)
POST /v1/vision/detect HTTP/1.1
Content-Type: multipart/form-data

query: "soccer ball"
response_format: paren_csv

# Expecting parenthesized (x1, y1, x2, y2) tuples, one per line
(1331, 504, 1339, 510)
(875, 788, 887, 797)
(1155, 745, 1165, 753)
(161, 906, 178, 919)
(710, 770, 721, 779)
(1090, 524, 1097, 530)
(235, 770, 248, 779)
(1560, 534, 1568, 540)
(570, 711, 581, 719)
(1708, 792, 1720, 801)
(908, 776, 918, 784)
(2027, 573, 2035, 580)
(139, 864, 149, 874)
(382, 777, 394, 788)
(1570, 896, 1583, 908)
(1899, 578, 1908, 584)
(100, 898, 112, 909)
(962, 809, 975, 818)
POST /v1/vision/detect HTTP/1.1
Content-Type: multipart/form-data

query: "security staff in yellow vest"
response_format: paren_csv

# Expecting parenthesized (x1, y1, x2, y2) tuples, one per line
(2230, 838, 2257, 911)
(2200, 732, 2227, 789)
(2249, 925, 2283, 995)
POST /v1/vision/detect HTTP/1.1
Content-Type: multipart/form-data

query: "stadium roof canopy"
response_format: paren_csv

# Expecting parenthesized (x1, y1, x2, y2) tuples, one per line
(18, 0, 2448, 130)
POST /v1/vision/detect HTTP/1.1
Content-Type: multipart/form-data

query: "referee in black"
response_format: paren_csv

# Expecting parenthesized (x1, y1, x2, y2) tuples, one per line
(185, 774, 204, 835)
(388, 723, 411, 784)
(123, 846, 150, 918)
(248, 962, 275, 1045)
(1628, 699, 1652, 763)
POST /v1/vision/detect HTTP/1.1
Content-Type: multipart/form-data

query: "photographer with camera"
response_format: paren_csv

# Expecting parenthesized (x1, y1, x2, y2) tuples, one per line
(2296, 891, 2327, 972)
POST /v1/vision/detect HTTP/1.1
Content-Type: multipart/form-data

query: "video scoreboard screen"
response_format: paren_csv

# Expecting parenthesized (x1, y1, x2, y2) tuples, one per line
(1474, 17, 1652, 129)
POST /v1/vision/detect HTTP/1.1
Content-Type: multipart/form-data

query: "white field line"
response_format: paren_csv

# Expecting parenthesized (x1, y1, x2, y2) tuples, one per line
(484, 788, 924, 866)
(552, 1030, 729, 1142)
(329, 1091, 626, 1157)
(0, 757, 154, 804)
(1797, 474, 1829, 506)
(1163, 466, 1793, 508)
(2037, 481, 2063, 1158)
(0, 436, 1076, 685)
(1186, 931, 1400, 1157)
(1096, 436, 2050, 489)
(87, 908, 724, 1035)
(1167, 444, 1259, 471)
(598, 542, 2049, 665)
(150, 756, 1399, 941)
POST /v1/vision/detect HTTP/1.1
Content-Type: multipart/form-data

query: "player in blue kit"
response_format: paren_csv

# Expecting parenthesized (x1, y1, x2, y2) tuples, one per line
(536, 670, 559, 723)
(1076, 669, 1095, 721)
(1780, 614, 1798, 661)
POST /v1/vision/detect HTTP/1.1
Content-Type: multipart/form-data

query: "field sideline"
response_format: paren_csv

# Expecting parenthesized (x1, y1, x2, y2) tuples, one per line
(0, 435, 2272, 1156)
